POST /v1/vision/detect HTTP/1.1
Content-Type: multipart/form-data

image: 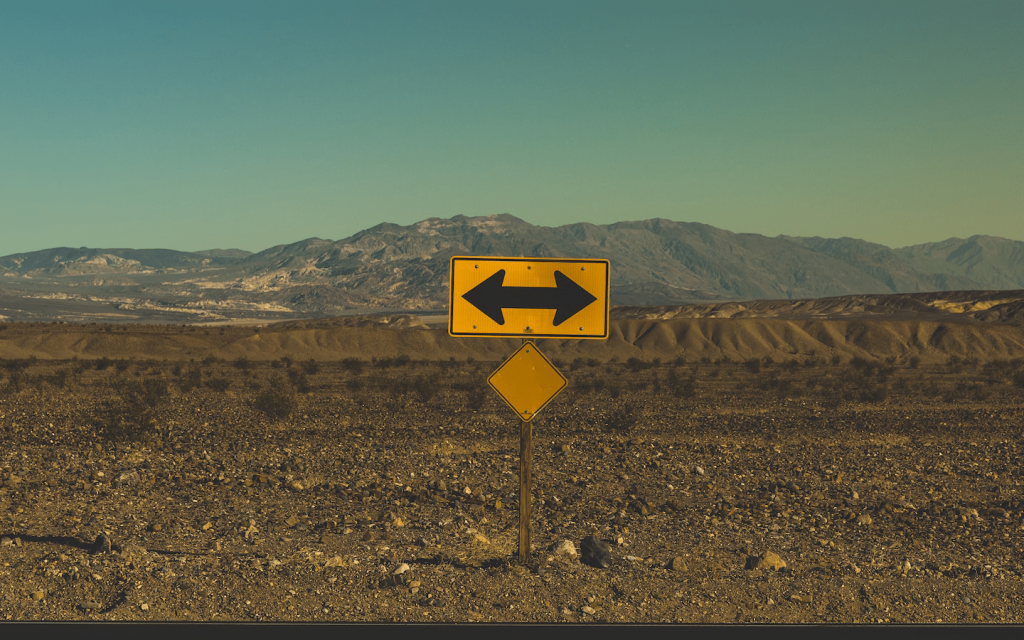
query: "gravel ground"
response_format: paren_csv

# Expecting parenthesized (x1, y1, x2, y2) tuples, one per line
(1, 355, 1023, 623)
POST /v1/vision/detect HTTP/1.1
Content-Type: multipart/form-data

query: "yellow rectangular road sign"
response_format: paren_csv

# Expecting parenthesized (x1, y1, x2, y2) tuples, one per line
(448, 256, 609, 339)
(488, 341, 567, 421)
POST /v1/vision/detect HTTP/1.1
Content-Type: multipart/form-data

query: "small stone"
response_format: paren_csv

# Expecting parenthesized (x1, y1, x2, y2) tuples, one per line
(149, 523, 162, 532)
(562, 608, 573, 616)
(286, 479, 305, 491)
(560, 444, 571, 453)
(855, 514, 873, 526)
(785, 481, 801, 492)
(851, 490, 859, 500)
(694, 466, 705, 476)
(581, 605, 596, 615)
(494, 499, 503, 510)
(324, 556, 345, 567)
(393, 518, 404, 528)
(4, 474, 23, 488)
(285, 515, 300, 528)
(667, 556, 687, 572)
(92, 533, 111, 554)
(0, 537, 12, 547)
(745, 551, 786, 571)
(901, 559, 912, 573)
(790, 594, 812, 603)
(140, 603, 150, 611)
(201, 522, 213, 531)
(436, 480, 447, 493)
(550, 539, 577, 557)
(81, 600, 102, 610)
(393, 563, 410, 575)
(31, 590, 44, 601)
(580, 535, 611, 569)
(472, 533, 490, 545)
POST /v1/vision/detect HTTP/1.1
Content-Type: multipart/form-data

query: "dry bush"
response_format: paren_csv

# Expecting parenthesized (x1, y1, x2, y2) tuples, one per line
(94, 379, 166, 442)
(605, 404, 639, 433)
(253, 376, 298, 420)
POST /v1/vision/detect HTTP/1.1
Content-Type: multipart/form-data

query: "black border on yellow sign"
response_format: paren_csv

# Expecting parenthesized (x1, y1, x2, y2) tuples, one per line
(447, 256, 610, 339)
(486, 340, 568, 421)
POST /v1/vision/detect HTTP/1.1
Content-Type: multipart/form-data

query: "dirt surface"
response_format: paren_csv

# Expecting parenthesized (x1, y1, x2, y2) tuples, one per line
(2, 349, 1024, 623)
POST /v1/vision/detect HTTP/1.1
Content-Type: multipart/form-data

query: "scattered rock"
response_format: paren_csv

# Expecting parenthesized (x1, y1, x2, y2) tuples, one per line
(667, 556, 687, 572)
(393, 563, 410, 575)
(92, 533, 112, 554)
(80, 600, 102, 611)
(31, 590, 45, 601)
(855, 514, 873, 526)
(745, 551, 786, 571)
(324, 556, 346, 568)
(580, 535, 611, 569)
(140, 603, 150, 611)
(694, 466, 705, 476)
(790, 594, 812, 603)
(0, 537, 12, 547)
(115, 470, 140, 486)
(581, 605, 596, 615)
(550, 539, 577, 558)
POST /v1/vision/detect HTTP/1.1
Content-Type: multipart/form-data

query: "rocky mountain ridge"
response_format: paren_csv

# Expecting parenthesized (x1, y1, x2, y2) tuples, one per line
(1, 214, 1022, 322)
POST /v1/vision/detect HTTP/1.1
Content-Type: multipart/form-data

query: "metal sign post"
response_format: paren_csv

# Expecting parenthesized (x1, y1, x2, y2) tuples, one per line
(518, 417, 532, 564)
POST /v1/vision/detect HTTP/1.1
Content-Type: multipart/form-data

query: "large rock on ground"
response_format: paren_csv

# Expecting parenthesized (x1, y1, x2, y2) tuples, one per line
(580, 535, 611, 569)
(745, 550, 786, 571)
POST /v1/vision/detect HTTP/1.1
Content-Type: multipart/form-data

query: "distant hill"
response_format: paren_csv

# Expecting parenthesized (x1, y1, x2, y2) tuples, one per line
(0, 214, 1021, 322)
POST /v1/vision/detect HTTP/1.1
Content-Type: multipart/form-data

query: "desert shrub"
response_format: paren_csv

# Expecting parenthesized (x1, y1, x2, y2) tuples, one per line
(908, 356, 921, 369)
(1, 371, 22, 394)
(253, 377, 297, 420)
(410, 375, 439, 404)
(831, 355, 842, 365)
(206, 377, 231, 393)
(626, 357, 648, 372)
(346, 378, 364, 393)
(94, 379, 165, 443)
(95, 357, 113, 371)
(674, 375, 697, 399)
(743, 358, 762, 374)
(201, 355, 220, 366)
(287, 369, 312, 393)
(233, 356, 251, 370)
(115, 359, 131, 373)
(302, 358, 319, 375)
(605, 404, 638, 433)
(608, 383, 622, 399)
(341, 358, 365, 375)
(177, 367, 203, 392)
(47, 368, 71, 390)
(1013, 371, 1024, 389)
(466, 385, 488, 411)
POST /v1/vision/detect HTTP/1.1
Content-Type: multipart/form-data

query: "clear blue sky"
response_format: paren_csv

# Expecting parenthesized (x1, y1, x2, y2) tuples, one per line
(2, 0, 1021, 256)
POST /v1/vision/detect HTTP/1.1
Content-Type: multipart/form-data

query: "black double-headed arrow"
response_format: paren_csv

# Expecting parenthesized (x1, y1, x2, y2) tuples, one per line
(462, 269, 597, 326)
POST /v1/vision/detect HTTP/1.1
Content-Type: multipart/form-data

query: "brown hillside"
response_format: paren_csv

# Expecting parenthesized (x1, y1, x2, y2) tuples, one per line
(2, 316, 1024, 364)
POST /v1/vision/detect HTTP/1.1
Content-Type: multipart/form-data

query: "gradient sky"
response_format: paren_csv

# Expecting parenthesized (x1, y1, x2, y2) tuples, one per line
(2, 0, 1021, 256)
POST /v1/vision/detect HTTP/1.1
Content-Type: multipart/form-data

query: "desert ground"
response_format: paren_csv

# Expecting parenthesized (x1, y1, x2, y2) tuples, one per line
(1, 314, 1024, 623)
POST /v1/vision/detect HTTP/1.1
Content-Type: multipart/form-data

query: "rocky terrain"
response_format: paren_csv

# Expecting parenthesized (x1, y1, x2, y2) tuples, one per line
(2, 342, 1024, 623)
(2, 214, 1022, 322)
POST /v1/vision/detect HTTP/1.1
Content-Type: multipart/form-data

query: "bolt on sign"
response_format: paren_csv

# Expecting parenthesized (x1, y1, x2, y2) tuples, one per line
(488, 341, 567, 421)
(448, 256, 610, 339)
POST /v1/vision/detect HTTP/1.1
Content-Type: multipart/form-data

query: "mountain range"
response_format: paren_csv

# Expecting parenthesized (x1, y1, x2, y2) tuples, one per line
(1, 214, 1022, 323)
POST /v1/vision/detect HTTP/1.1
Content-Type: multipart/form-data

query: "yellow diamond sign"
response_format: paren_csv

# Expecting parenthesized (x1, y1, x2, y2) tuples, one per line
(487, 341, 567, 421)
